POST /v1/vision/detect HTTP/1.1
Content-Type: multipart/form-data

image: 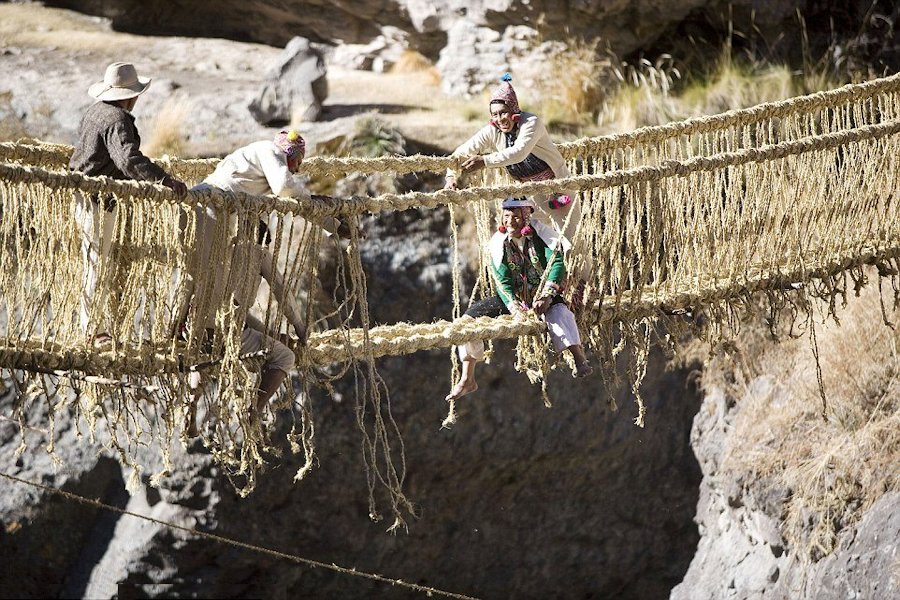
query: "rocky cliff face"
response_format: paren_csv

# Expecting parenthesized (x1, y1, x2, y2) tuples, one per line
(672, 378, 900, 599)
(41, 0, 853, 94)
(0, 206, 704, 599)
(37, 0, 900, 101)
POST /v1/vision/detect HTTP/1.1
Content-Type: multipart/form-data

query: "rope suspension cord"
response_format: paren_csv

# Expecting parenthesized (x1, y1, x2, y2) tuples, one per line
(556, 70, 900, 157)
(5, 236, 897, 373)
(5, 71, 900, 179)
(3, 117, 899, 224)
(0, 471, 481, 600)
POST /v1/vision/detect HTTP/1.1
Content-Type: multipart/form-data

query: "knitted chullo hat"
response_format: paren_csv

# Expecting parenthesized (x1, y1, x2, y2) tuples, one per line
(274, 129, 306, 160)
(490, 73, 520, 114)
(501, 196, 535, 210)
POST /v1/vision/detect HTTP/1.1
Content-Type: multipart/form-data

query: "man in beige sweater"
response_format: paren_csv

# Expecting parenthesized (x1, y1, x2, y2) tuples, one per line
(444, 73, 579, 239)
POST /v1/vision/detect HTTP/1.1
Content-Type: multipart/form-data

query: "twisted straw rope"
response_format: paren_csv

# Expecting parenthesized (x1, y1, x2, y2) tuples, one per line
(0, 471, 480, 600)
(3, 117, 899, 224)
(5, 241, 895, 375)
(3, 72, 899, 179)
(557, 71, 900, 156)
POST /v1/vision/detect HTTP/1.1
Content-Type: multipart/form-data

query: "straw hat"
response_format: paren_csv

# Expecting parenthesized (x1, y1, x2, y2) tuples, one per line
(88, 62, 151, 101)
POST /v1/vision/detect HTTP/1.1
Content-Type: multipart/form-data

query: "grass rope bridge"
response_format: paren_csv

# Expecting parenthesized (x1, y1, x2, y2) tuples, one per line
(1, 73, 899, 528)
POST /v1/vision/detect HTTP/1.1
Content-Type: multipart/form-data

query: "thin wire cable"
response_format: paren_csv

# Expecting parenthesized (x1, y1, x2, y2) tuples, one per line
(0, 471, 480, 600)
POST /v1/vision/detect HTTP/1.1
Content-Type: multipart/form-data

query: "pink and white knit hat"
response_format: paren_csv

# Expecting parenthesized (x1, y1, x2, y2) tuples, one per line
(490, 73, 520, 114)
(274, 129, 306, 160)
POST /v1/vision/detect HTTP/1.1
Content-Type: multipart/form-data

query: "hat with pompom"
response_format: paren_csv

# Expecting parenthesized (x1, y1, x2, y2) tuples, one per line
(274, 129, 306, 160)
(501, 196, 535, 209)
(489, 73, 520, 114)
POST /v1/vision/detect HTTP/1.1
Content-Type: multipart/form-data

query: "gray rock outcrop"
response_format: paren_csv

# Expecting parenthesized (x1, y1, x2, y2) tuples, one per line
(248, 36, 328, 126)
(43, 0, 832, 94)
(672, 380, 900, 599)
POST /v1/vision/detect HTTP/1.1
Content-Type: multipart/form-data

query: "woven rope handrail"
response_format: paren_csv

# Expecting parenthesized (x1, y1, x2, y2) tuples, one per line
(4, 72, 899, 179)
(2, 117, 898, 223)
(557, 71, 900, 156)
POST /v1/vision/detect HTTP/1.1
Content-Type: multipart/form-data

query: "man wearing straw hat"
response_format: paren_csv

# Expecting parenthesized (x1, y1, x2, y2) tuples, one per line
(69, 62, 187, 343)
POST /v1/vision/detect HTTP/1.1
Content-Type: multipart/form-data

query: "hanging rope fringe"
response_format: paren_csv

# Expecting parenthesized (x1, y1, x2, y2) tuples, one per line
(2, 74, 900, 525)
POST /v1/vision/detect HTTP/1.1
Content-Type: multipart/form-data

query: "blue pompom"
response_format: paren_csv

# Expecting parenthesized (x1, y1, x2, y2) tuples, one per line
(500, 72, 512, 82)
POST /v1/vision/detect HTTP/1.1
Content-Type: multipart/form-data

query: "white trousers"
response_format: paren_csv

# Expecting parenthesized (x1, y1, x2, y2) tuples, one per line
(74, 192, 117, 335)
(458, 303, 581, 361)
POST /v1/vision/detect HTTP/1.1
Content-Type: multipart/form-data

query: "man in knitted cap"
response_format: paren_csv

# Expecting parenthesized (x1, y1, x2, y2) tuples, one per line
(444, 73, 579, 240)
(70, 62, 188, 342)
(178, 129, 350, 431)
(446, 196, 592, 402)
(192, 129, 348, 235)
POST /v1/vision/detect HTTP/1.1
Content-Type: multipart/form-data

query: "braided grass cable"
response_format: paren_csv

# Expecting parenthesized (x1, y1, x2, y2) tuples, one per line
(557, 71, 900, 158)
(4, 116, 899, 227)
(6, 73, 900, 179)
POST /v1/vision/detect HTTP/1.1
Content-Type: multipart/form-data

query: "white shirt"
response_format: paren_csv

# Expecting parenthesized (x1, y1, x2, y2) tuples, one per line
(204, 140, 311, 200)
(445, 112, 570, 182)
(204, 241, 304, 334)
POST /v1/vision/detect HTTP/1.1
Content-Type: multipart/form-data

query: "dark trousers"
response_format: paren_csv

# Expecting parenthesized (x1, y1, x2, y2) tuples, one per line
(464, 294, 565, 318)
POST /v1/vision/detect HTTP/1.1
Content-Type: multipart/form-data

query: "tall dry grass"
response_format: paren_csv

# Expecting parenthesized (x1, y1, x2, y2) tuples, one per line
(143, 98, 191, 158)
(694, 279, 900, 560)
(530, 37, 609, 129)
(390, 50, 441, 87)
(520, 30, 845, 136)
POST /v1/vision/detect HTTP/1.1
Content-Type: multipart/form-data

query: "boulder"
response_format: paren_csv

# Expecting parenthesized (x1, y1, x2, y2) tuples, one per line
(247, 37, 328, 126)
(328, 26, 409, 73)
(436, 21, 509, 97)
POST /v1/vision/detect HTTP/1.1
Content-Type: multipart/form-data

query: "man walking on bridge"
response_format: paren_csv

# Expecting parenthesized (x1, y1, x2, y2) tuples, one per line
(69, 61, 187, 342)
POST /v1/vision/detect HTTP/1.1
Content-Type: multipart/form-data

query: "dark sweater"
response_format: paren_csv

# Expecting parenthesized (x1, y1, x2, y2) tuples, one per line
(69, 101, 168, 182)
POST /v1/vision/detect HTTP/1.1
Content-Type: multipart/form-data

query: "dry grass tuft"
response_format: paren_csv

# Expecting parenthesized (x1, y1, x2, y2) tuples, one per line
(696, 280, 900, 560)
(530, 37, 609, 129)
(339, 115, 406, 158)
(143, 98, 191, 158)
(390, 51, 441, 87)
(679, 51, 823, 116)
(391, 50, 431, 73)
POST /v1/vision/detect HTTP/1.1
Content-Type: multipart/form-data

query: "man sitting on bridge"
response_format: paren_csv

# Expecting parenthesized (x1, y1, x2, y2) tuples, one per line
(446, 196, 592, 402)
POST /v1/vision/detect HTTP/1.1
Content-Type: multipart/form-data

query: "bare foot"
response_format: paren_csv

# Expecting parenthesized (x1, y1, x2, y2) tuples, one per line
(445, 378, 478, 401)
(575, 361, 594, 378)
